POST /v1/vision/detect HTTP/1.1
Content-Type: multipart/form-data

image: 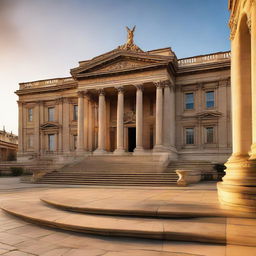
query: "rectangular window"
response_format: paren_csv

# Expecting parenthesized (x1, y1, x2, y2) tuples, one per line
(185, 93, 194, 109)
(73, 105, 78, 121)
(48, 107, 55, 122)
(185, 128, 194, 145)
(206, 91, 214, 108)
(74, 135, 77, 150)
(48, 134, 55, 151)
(28, 108, 33, 122)
(206, 127, 214, 144)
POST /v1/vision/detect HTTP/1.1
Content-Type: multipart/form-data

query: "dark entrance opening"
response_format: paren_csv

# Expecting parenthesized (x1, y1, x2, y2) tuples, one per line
(128, 127, 136, 152)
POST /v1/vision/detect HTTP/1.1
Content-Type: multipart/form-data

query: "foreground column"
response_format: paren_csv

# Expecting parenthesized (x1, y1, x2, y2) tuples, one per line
(154, 82, 164, 151)
(94, 89, 107, 154)
(250, 5, 256, 159)
(134, 85, 144, 153)
(217, 13, 256, 211)
(114, 87, 125, 154)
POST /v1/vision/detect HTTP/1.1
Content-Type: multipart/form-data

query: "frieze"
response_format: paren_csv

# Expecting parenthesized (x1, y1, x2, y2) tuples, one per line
(92, 60, 147, 73)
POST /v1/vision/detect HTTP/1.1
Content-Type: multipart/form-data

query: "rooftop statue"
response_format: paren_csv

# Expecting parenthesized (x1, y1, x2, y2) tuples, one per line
(118, 26, 143, 53)
(126, 26, 136, 45)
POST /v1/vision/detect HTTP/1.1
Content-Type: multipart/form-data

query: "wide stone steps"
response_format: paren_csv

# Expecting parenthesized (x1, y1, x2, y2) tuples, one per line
(37, 169, 178, 186)
(1, 200, 226, 244)
(2, 188, 256, 246)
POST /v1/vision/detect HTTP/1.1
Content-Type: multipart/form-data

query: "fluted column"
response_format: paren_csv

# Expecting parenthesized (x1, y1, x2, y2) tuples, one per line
(163, 82, 177, 156)
(114, 87, 125, 154)
(134, 85, 144, 153)
(154, 82, 164, 151)
(94, 89, 107, 154)
(77, 92, 85, 152)
(250, 4, 256, 159)
(217, 11, 256, 211)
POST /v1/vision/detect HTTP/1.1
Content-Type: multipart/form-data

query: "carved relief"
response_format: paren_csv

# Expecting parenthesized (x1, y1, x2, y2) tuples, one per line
(124, 111, 136, 123)
(93, 60, 147, 73)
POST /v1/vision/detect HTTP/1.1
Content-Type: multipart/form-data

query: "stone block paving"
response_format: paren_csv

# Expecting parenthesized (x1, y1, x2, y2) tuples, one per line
(0, 178, 256, 255)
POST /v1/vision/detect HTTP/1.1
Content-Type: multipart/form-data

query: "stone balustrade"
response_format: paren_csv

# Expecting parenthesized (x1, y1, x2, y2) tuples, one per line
(20, 77, 74, 90)
(178, 51, 231, 67)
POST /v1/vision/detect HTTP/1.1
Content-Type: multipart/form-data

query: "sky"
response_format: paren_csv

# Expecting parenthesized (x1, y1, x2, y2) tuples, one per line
(0, 0, 230, 134)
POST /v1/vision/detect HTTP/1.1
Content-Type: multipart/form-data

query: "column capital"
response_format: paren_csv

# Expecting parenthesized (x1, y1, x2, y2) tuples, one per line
(17, 101, 24, 107)
(78, 90, 89, 98)
(98, 88, 105, 96)
(116, 86, 125, 93)
(134, 84, 143, 91)
(154, 80, 170, 88)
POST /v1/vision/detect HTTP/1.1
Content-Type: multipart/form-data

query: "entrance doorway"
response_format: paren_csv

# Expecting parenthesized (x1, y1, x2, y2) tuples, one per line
(128, 127, 136, 152)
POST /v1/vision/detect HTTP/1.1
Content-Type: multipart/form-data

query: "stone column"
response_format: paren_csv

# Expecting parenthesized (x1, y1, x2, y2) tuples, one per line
(134, 85, 144, 153)
(154, 82, 164, 151)
(62, 98, 70, 153)
(77, 92, 85, 153)
(94, 89, 107, 154)
(114, 87, 125, 154)
(34, 103, 40, 155)
(217, 12, 256, 211)
(163, 83, 177, 157)
(84, 96, 89, 151)
(250, 4, 256, 159)
(88, 100, 94, 151)
(57, 98, 63, 153)
(17, 101, 24, 154)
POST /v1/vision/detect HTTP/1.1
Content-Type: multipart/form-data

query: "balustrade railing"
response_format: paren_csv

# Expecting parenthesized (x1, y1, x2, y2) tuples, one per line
(20, 77, 74, 90)
(178, 51, 231, 67)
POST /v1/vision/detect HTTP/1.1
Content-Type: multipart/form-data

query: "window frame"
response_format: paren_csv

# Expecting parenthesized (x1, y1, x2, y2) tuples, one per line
(48, 134, 55, 152)
(184, 92, 195, 110)
(28, 108, 33, 122)
(185, 127, 195, 145)
(73, 105, 78, 121)
(205, 91, 215, 109)
(48, 107, 55, 122)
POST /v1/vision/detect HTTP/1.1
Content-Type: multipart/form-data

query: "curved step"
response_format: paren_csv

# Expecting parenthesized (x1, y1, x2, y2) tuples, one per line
(41, 190, 253, 218)
(1, 200, 226, 244)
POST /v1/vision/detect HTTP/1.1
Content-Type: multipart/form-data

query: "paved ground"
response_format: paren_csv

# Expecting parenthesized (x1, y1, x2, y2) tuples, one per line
(0, 177, 256, 256)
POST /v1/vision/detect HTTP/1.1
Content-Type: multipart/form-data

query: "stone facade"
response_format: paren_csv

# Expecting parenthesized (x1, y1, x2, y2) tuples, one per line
(0, 129, 18, 161)
(16, 37, 231, 164)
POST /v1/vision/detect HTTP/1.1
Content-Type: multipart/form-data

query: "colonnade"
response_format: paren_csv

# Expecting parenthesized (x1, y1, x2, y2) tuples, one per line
(76, 81, 176, 155)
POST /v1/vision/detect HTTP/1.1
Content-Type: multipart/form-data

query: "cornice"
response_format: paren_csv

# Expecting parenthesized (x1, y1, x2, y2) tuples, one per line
(177, 60, 230, 76)
(15, 83, 77, 96)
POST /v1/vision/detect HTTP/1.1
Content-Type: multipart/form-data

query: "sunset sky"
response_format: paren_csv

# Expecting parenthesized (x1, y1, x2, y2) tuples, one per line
(0, 0, 230, 134)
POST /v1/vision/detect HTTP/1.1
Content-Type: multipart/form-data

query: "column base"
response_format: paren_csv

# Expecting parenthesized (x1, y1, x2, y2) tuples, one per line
(217, 154, 256, 212)
(133, 147, 146, 155)
(153, 144, 167, 152)
(113, 149, 126, 155)
(76, 150, 90, 157)
(93, 148, 108, 155)
(249, 143, 256, 160)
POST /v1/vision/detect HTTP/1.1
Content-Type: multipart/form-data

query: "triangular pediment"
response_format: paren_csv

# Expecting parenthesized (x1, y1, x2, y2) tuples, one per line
(196, 111, 223, 119)
(71, 51, 173, 79)
(40, 122, 61, 130)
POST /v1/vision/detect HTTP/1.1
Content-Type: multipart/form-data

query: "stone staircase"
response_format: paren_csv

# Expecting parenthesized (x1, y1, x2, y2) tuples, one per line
(36, 155, 178, 186)
(36, 155, 216, 186)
